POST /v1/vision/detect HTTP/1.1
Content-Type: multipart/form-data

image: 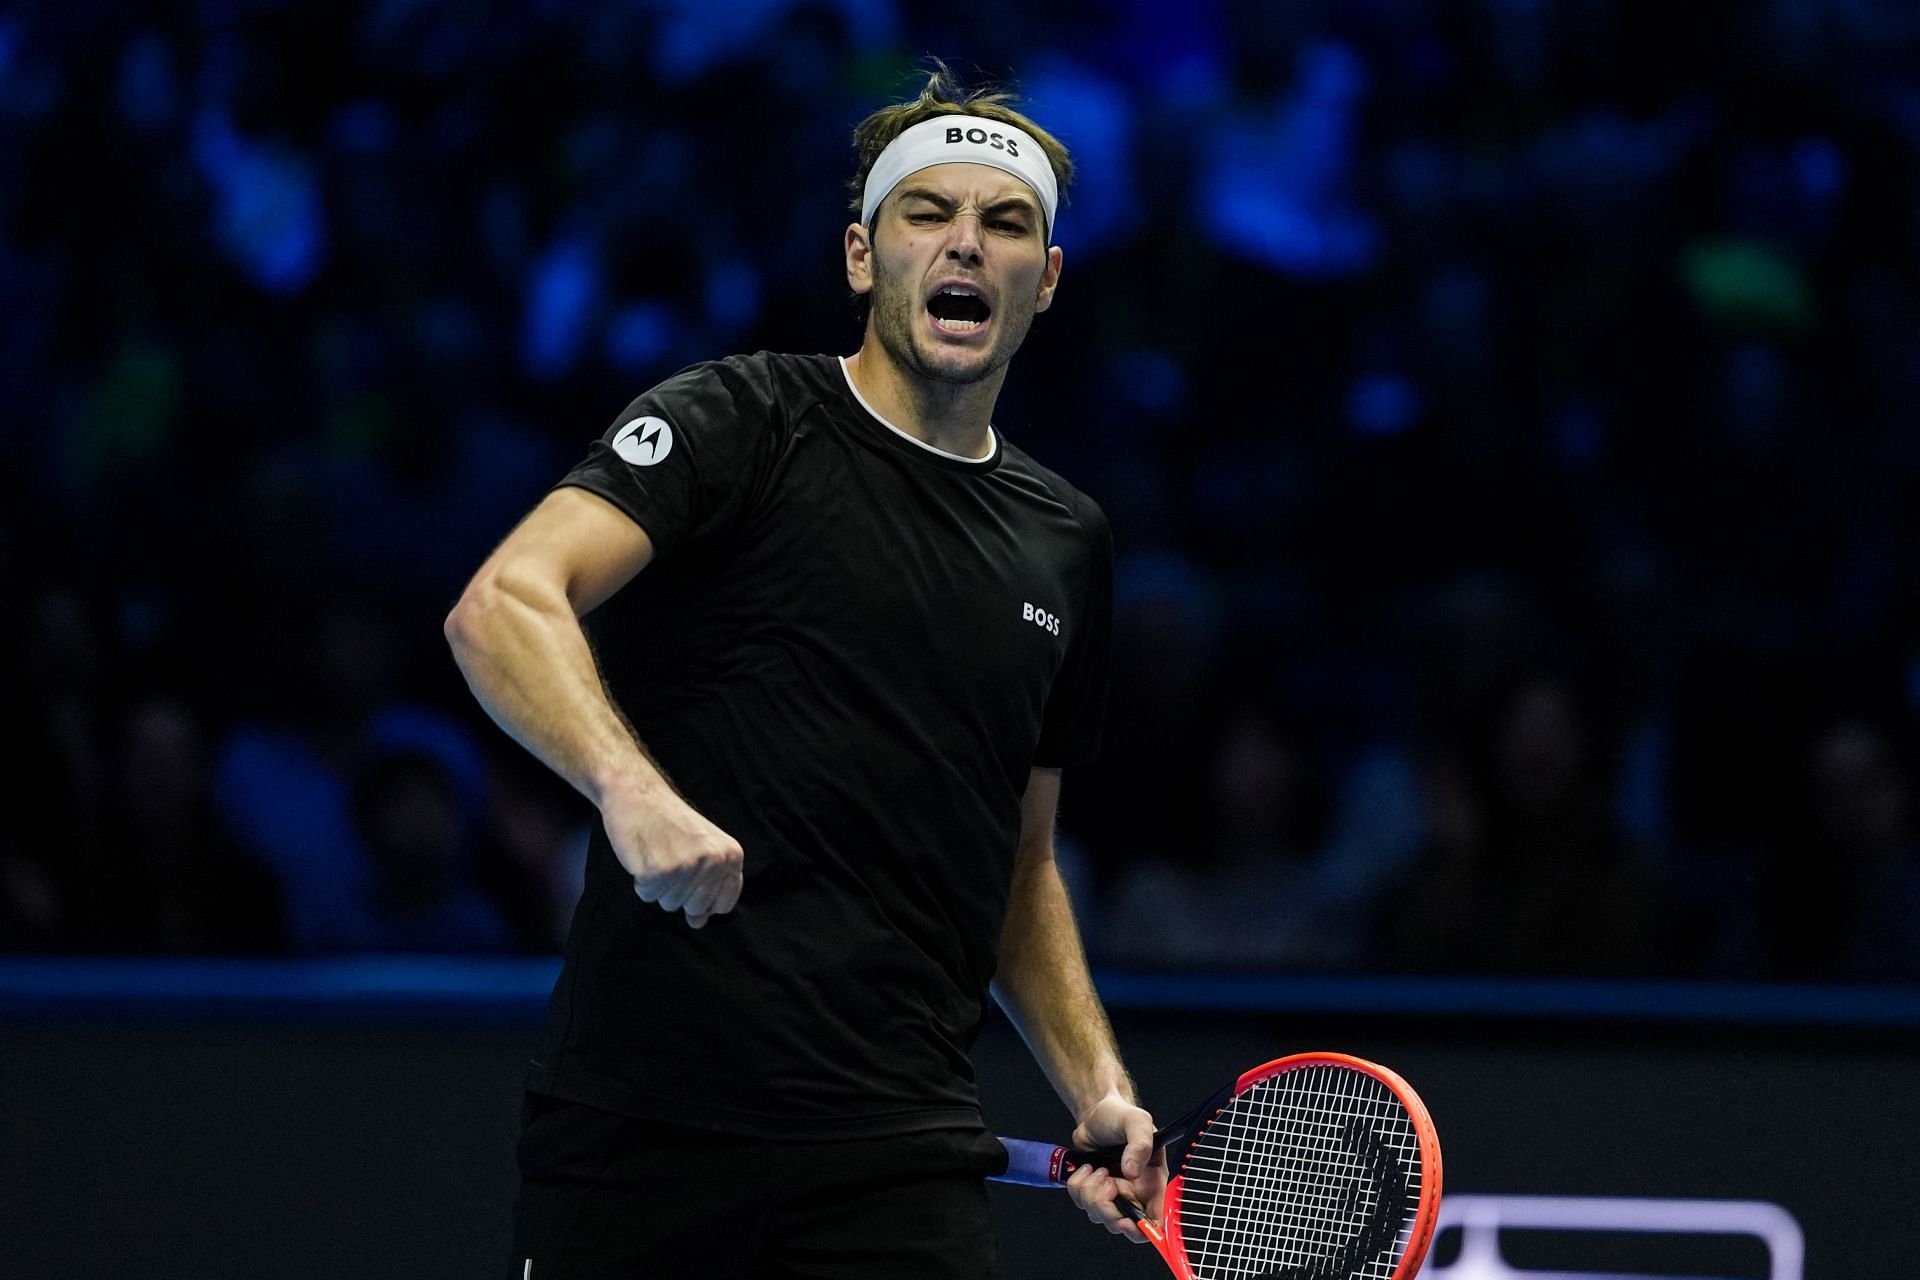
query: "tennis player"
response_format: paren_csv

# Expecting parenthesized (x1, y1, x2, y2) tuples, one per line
(446, 65, 1161, 1277)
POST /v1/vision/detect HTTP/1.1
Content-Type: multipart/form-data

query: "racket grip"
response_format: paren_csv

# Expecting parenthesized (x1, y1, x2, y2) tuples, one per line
(995, 1138, 1074, 1187)
(992, 1137, 1136, 1186)
(993, 1138, 1163, 1236)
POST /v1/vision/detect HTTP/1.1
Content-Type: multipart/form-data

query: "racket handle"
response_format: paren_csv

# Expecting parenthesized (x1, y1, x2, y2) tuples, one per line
(1060, 1139, 1134, 1177)
(995, 1138, 1074, 1186)
(994, 1138, 1163, 1237)
(992, 1137, 1146, 1186)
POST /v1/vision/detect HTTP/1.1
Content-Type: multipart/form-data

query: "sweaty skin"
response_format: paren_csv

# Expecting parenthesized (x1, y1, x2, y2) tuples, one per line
(842, 162, 1061, 460)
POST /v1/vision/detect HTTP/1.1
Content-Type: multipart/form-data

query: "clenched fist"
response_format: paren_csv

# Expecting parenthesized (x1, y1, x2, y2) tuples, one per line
(599, 788, 745, 928)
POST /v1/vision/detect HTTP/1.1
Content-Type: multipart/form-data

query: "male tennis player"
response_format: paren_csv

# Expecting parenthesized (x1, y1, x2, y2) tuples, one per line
(447, 66, 1162, 1277)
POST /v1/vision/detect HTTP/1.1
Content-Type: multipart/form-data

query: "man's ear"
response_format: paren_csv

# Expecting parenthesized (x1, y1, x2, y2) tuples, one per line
(1033, 244, 1064, 314)
(845, 223, 875, 297)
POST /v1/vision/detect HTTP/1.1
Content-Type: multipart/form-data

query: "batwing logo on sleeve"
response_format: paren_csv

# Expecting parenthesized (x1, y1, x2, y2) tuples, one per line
(612, 416, 674, 467)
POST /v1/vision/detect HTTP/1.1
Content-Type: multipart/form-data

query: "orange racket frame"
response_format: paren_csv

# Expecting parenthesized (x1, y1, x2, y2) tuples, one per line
(1144, 1053, 1443, 1280)
(995, 1051, 1443, 1280)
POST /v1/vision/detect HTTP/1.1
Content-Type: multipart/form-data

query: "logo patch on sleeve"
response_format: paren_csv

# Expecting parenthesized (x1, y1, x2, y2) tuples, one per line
(612, 416, 674, 467)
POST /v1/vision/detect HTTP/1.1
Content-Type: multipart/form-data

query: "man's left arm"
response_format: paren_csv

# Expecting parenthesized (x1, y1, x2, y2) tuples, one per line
(991, 766, 1166, 1242)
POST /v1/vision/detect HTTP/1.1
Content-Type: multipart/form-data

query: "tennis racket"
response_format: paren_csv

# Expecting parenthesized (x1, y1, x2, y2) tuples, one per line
(991, 1052, 1442, 1280)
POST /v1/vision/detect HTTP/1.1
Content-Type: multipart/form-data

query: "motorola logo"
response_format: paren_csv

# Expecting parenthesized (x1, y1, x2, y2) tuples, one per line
(613, 416, 673, 467)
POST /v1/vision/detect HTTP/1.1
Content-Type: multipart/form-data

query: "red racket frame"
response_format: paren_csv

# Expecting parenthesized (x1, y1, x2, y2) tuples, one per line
(1138, 1052, 1444, 1280)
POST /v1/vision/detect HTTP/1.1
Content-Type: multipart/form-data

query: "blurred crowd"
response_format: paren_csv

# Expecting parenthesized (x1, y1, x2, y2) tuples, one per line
(4, 0, 1920, 980)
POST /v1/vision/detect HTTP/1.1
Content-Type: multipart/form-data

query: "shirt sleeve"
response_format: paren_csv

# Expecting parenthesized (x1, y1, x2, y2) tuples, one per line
(1032, 492, 1114, 769)
(552, 353, 782, 559)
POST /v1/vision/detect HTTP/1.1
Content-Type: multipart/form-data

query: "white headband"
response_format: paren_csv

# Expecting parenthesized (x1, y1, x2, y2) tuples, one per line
(860, 114, 1058, 243)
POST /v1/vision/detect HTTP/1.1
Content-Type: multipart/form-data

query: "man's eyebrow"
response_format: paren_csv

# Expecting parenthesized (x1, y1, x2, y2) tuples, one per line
(981, 195, 1040, 220)
(895, 187, 1039, 220)
(895, 187, 956, 212)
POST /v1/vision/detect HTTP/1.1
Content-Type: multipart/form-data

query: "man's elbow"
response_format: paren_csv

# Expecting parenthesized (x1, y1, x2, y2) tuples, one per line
(446, 563, 570, 655)
(443, 604, 469, 655)
(444, 571, 505, 658)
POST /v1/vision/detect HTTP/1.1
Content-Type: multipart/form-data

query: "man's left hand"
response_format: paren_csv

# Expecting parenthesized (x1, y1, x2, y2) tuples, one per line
(1064, 1092, 1166, 1243)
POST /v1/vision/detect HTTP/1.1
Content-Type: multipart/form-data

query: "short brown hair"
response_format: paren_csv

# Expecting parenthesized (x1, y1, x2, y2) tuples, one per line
(847, 60, 1074, 226)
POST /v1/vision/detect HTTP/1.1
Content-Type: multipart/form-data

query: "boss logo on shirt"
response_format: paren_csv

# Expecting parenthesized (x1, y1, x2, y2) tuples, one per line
(613, 416, 674, 467)
(1022, 602, 1062, 636)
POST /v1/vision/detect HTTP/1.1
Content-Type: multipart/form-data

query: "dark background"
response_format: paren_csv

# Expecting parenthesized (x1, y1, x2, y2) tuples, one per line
(4, 2, 1920, 1277)
(6, 0, 1920, 981)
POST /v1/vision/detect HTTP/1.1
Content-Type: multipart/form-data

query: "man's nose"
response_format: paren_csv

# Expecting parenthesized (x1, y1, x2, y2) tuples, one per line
(943, 213, 985, 264)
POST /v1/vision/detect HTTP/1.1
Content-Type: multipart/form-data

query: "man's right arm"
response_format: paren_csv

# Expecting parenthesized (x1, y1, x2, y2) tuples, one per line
(443, 486, 744, 927)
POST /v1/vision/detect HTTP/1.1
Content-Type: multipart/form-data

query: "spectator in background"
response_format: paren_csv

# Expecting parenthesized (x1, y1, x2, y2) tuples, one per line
(89, 695, 285, 953)
(1, 584, 115, 948)
(1101, 686, 1361, 970)
(349, 749, 516, 953)
(0, 842, 63, 951)
(474, 751, 591, 952)
(214, 593, 492, 950)
(1314, 571, 1546, 949)
(1073, 552, 1221, 887)
(1385, 671, 1669, 977)
(1767, 717, 1920, 981)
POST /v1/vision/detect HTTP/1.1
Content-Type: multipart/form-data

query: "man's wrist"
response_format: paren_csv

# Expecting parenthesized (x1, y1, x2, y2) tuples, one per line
(1074, 1077, 1138, 1126)
(585, 749, 672, 811)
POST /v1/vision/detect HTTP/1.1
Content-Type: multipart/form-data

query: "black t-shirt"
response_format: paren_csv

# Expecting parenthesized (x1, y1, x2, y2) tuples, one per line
(527, 351, 1113, 1139)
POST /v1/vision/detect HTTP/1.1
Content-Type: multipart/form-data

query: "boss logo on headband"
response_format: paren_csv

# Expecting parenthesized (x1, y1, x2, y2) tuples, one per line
(945, 126, 1020, 157)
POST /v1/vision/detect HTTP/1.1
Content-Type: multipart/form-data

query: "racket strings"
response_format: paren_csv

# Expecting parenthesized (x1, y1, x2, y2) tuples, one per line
(1173, 1064, 1424, 1280)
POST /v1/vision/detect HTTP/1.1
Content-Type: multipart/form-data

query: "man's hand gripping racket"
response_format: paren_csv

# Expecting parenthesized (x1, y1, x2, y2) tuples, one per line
(992, 1053, 1443, 1280)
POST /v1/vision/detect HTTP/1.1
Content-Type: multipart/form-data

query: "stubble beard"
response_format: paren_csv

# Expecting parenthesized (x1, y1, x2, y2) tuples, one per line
(868, 257, 1031, 388)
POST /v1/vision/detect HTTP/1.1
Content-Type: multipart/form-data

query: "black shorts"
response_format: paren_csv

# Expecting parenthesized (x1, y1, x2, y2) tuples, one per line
(510, 1092, 1006, 1279)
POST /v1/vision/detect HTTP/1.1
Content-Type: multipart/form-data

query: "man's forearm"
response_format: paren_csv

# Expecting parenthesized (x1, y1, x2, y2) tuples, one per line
(448, 560, 746, 926)
(444, 566, 668, 809)
(992, 847, 1134, 1120)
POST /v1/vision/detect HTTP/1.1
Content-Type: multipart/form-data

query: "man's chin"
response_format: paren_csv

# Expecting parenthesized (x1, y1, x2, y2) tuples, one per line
(910, 337, 1004, 385)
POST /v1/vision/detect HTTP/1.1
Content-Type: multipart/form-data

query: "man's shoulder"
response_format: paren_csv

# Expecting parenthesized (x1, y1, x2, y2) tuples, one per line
(994, 437, 1108, 539)
(628, 351, 840, 434)
(703, 350, 839, 380)
(649, 350, 835, 399)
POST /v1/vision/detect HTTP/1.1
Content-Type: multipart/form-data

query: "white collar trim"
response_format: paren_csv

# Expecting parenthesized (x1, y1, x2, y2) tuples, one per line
(837, 356, 998, 464)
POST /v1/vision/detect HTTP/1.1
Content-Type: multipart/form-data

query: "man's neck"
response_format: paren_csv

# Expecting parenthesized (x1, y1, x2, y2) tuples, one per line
(843, 340, 1003, 460)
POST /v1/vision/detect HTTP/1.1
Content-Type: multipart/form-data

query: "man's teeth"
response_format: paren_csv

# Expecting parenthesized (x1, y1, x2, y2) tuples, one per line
(937, 317, 983, 331)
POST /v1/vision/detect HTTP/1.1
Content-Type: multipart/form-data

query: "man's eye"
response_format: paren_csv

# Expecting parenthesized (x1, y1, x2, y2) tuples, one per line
(993, 221, 1029, 234)
(908, 212, 942, 223)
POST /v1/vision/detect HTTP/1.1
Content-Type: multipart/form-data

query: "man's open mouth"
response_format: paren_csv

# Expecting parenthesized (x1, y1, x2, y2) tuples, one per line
(927, 284, 992, 333)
